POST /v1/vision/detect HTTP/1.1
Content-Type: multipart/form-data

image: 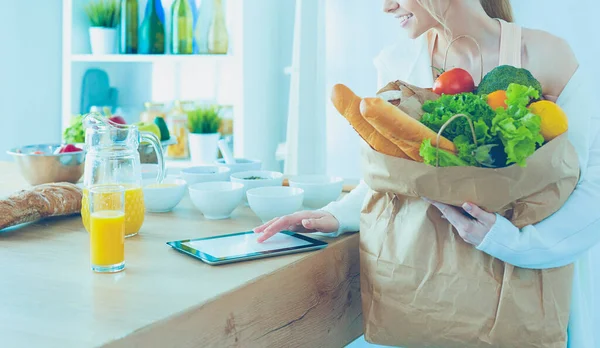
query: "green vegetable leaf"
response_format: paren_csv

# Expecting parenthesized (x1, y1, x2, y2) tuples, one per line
(420, 93, 496, 144)
(420, 139, 470, 167)
(490, 83, 544, 166)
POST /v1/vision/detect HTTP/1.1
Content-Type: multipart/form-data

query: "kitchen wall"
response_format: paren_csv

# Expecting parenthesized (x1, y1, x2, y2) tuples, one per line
(0, 2, 63, 160)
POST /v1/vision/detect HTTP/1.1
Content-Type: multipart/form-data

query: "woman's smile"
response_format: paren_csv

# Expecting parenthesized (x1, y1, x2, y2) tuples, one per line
(395, 13, 414, 27)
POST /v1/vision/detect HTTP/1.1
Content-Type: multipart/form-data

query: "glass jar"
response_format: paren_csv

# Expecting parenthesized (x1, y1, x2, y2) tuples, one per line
(81, 113, 166, 238)
(166, 101, 191, 159)
(139, 102, 166, 123)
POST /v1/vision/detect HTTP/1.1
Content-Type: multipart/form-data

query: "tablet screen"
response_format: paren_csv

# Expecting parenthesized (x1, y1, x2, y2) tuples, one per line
(182, 232, 313, 258)
(168, 231, 327, 264)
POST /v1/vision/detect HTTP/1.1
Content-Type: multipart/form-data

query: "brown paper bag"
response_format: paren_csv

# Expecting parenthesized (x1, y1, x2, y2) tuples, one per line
(359, 133, 579, 348)
(376, 80, 440, 120)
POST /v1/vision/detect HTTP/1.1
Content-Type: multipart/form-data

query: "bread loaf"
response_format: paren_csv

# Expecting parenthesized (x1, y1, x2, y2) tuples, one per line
(0, 183, 83, 230)
(360, 97, 456, 162)
(331, 84, 409, 159)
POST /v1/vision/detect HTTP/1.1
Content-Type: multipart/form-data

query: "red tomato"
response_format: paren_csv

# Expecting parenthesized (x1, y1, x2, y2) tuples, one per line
(432, 68, 475, 95)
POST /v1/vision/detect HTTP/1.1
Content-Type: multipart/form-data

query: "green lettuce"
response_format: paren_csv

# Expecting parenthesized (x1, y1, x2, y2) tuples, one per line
(421, 93, 496, 144)
(490, 84, 544, 166)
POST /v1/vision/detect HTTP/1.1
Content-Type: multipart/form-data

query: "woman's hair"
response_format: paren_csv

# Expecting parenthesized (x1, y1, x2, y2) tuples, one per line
(479, 0, 513, 22)
(417, 0, 514, 32)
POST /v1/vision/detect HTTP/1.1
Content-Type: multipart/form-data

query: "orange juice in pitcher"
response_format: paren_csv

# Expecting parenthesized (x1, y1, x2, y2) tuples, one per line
(81, 112, 166, 237)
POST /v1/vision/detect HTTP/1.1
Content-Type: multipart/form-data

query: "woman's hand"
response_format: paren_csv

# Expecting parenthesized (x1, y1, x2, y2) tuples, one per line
(253, 210, 340, 243)
(423, 198, 497, 246)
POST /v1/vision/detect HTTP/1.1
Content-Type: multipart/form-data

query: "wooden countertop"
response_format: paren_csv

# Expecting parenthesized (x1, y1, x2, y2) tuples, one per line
(0, 163, 362, 348)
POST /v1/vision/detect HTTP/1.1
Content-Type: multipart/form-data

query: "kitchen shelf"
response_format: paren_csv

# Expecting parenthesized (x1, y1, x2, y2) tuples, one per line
(71, 53, 233, 64)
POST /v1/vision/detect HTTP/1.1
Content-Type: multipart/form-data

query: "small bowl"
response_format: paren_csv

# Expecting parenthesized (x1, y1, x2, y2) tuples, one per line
(142, 176, 187, 213)
(181, 166, 231, 185)
(215, 158, 262, 176)
(246, 186, 304, 223)
(230, 170, 284, 204)
(288, 175, 344, 209)
(189, 181, 244, 220)
(7, 144, 85, 185)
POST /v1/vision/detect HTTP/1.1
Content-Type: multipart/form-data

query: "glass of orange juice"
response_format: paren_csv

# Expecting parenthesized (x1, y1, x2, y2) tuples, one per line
(89, 185, 126, 273)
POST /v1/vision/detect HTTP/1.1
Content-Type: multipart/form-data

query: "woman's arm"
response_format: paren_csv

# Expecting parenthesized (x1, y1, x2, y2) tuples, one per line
(316, 180, 369, 237)
(476, 66, 598, 269)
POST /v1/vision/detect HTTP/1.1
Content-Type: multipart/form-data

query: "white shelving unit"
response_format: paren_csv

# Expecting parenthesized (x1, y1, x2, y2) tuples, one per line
(61, 0, 244, 161)
(61, 0, 292, 171)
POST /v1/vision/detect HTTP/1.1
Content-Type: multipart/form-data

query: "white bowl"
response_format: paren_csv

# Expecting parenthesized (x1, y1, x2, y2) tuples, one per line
(288, 175, 344, 209)
(142, 176, 187, 213)
(181, 166, 231, 185)
(230, 170, 284, 204)
(215, 158, 262, 176)
(246, 186, 304, 223)
(189, 181, 244, 220)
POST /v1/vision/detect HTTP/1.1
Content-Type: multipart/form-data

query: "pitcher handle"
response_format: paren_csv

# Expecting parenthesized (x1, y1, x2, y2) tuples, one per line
(140, 132, 166, 183)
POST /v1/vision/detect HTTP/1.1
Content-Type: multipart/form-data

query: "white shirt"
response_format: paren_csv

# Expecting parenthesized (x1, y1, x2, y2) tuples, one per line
(319, 34, 599, 348)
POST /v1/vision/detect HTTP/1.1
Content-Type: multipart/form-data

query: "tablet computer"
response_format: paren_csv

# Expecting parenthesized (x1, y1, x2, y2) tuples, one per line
(166, 231, 328, 265)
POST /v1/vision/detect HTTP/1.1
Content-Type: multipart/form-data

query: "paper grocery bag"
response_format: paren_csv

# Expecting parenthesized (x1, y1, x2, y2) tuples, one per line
(359, 133, 579, 348)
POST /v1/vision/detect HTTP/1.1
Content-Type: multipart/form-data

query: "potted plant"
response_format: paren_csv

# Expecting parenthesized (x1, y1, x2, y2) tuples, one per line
(187, 104, 223, 164)
(85, 0, 120, 54)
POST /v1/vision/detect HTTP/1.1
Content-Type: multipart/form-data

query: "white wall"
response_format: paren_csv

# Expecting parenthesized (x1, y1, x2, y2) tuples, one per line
(324, 0, 402, 180)
(0, 2, 62, 160)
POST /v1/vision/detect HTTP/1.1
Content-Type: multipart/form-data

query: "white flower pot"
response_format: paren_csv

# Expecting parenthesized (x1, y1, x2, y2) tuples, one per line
(189, 133, 221, 165)
(89, 27, 118, 54)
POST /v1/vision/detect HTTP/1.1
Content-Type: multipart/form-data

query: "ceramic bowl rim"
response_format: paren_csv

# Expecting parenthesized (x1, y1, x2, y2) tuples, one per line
(246, 186, 304, 198)
(230, 170, 284, 181)
(181, 166, 231, 175)
(215, 158, 263, 165)
(143, 178, 187, 192)
(288, 175, 344, 186)
(189, 181, 244, 192)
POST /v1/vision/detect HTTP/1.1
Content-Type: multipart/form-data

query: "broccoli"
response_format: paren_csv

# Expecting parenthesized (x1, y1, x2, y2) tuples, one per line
(476, 65, 543, 96)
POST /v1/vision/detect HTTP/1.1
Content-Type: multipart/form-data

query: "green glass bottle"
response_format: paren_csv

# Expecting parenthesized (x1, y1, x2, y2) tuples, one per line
(170, 0, 194, 54)
(139, 0, 166, 54)
(120, 0, 139, 54)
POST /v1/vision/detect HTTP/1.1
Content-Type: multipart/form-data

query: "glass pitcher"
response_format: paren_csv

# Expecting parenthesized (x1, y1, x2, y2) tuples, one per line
(80, 113, 166, 238)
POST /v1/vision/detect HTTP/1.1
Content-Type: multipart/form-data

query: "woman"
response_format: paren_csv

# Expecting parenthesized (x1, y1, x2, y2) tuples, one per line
(255, 0, 598, 346)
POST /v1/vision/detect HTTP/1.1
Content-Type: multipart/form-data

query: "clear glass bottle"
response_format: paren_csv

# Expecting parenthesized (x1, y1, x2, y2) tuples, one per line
(208, 0, 229, 54)
(170, 0, 194, 54)
(120, 0, 139, 54)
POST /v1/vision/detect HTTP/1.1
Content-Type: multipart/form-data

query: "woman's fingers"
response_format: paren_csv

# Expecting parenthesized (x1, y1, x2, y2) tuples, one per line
(301, 215, 339, 233)
(253, 217, 280, 233)
(462, 202, 495, 225)
(256, 211, 338, 243)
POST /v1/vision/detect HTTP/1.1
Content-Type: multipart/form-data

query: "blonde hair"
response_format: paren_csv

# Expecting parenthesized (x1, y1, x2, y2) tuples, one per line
(480, 0, 513, 22)
(417, 0, 514, 34)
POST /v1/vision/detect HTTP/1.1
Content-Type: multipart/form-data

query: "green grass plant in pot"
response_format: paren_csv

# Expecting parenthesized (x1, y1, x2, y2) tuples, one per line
(187, 105, 223, 165)
(85, 0, 120, 54)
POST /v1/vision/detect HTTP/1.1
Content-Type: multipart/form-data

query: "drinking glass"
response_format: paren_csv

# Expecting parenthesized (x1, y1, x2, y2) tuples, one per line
(89, 185, 126, 273)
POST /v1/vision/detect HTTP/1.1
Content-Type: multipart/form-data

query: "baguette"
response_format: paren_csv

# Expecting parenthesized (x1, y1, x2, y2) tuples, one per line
(331, 84, 409, 159)
(0, 183, 83, 230)
(360, 97, 456, 162)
